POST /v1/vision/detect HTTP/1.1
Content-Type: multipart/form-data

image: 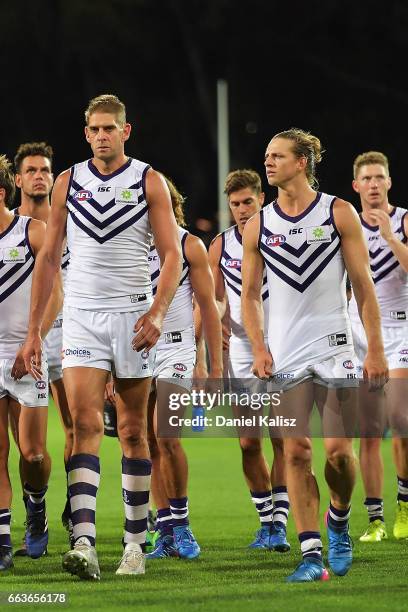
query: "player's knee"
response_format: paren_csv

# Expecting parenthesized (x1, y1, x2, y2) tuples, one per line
(21, 450, 45, 464)
(158, 437, 182, 456)
(239, 438, 262, 454)
(284, 441, 312, 466)
(74, 415, 104, 439)
(388, 413, 408, 436)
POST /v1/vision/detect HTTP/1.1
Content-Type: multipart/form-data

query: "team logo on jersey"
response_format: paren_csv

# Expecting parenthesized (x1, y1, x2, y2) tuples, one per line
(2, 246, 25, 263)
(266, 234, 286, 247)
(73, 190, 92, 202)
(165, 331, 182, 344)
(328, 333, 347, 347)
(64, 348, 91, 358)
(400, 349, 408, 355)
(225, 259, 241, 269)
(399, 357, 408, 363)
(35, 380, 47, 390)
(115, 187, 139, 205)
(130, 293, 147, 303)
(390, 311, 407, 320)
(141, 349, 150, 359)
(306, 225, 331, 244)
(174, 363, 187, 372)
(343, 360, 354, 369)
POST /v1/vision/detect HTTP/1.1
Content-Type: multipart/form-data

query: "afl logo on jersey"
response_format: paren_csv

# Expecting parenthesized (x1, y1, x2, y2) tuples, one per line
(174, 363, 187, 372)
(225, 259, 241, 269)
(400, 349, 408, 355)
(343, 360, 354, 369)
(35, 380, 47, 390)
(74, 190, 92, 202)
(266, 234, 286, 247)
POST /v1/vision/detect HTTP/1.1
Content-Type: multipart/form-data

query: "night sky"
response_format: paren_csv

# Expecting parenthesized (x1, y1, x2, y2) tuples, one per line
(3, 0, 408, 237)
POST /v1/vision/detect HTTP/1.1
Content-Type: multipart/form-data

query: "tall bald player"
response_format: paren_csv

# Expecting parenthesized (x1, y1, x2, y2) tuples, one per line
(23, 94, 182, 580)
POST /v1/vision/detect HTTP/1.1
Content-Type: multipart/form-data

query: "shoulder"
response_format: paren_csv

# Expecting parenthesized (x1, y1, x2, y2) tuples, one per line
(184, 232, 207, 263)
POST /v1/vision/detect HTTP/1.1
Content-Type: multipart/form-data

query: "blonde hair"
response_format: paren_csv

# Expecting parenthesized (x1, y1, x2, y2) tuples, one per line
(85, 94, 126, 126)
(224, 169, 262, 197)
(0, 155, 15, 207)
(162, 175, 186, 226)
(353, 151, 389, 179)
(272, 128, 324, 188)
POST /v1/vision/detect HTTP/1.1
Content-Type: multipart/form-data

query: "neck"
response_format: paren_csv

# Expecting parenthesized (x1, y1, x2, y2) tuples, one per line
(277, 180, 317, 214)
(92, 153, 128, 175)
(18, 197, 51, 223)
(361, 199, 393, 224)
(0, 205, 15, 231)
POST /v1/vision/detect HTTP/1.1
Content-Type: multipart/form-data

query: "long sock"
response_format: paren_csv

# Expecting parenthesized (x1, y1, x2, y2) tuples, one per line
(169, 496, 189, 527)
(122, 456, 151, 546)
(156, 507, 172, 536)
(63, 461, 70, 516)
(0, 509, 11, 548)
(272, 486, 289, 528)
(68, 453, 100, 547)
(364, 497, 384, 522)
(328, 502, 351, 532)
(299, 531, 322, 562)
(24, 483, 47, 515)
(397, 476, 408, 502)
(250, 490, 273, 528)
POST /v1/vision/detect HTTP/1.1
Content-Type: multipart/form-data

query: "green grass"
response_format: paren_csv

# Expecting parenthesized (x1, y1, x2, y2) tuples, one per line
(1, 401, 407, 611)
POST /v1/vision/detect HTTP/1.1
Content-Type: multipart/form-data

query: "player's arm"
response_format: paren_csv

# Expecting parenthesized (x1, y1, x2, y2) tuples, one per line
(208, 235, 227, 318)
(241, 214, 272, 379)
(367, 209, 408, 272)
(186, 234, 223, 377)
(22, 171, 68, 378)
(133, 170, 182, 351)
(11, 220, 63, 380)
(334, 199, 388, 389)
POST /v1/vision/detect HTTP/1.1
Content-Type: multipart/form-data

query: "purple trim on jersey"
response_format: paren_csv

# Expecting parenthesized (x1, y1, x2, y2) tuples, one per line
(261, 229, 339, 275)
(234, 225, 242, 245)
(369, 245, 384, 258)
(181, 232, 189, 268)
(87, 157, 132, 182)
(262, 289, 269, 301)
(401, 210, 408, 240)
(24, 218, 34, 258)
(141, 164, 151, 202)
(262, 241, 341, 293)
(65, 167, 74, 206)
(0, 215, 18, 240)
(221, 232, 226, 267)
(273, 192, 322, 223)
(220, 261, 242, 286)
(179, 268, 189, 286)
(329, 197, 340, 239)
(258, 209, 264, 251)
(225, 278, 241, 297)
(67, 205, 148, 244)
(11, 207, 19, 216)
(0, 259, 35, 304)
(359, 207, 395, 232)
(373, 259, 400, 284)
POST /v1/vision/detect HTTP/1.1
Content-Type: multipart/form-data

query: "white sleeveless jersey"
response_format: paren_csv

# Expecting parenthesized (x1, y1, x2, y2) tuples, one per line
(65, 157, 152, 311)
(149, 227, 193, 332)
(259, 192, 352, 372)
(219, 225, 269, 345)
(0, 216, 35, 359)
(349, 207, 408, 327)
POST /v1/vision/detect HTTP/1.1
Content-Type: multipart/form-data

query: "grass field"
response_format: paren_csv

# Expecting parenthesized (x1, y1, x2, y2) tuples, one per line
(1, 400, 407, 612)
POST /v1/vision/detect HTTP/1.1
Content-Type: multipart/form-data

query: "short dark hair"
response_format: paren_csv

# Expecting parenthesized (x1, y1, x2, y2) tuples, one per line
(0, 155, 16, 207)
(14, 142, 53, 173)
(224, 169, 262, 197)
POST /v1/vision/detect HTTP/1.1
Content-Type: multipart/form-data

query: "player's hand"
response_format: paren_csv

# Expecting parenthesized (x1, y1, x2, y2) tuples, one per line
(11, 347, 28, 380)
(132, 311, 162, 351)
(363, 350, 389, 391)
(105, 379, 116, 407)
(367, 209, 393, 242)
(252, 347, 273, 380)
(22, 333, 43, 380)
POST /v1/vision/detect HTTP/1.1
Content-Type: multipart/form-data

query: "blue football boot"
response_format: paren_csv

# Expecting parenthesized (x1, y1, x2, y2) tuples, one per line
(286, 558, 330, 583)
(173, 526, 200, 559)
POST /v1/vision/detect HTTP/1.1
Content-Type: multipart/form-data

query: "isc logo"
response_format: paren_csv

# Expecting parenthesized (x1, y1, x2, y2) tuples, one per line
(74, 190, 92, 202)
(289, 228, 303, 235)
(266, 234, 286, 247)
(97, 186, 111, 192)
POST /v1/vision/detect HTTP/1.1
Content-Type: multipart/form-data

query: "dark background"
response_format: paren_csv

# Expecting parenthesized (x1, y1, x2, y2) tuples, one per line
(2, 0, 408, 240)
